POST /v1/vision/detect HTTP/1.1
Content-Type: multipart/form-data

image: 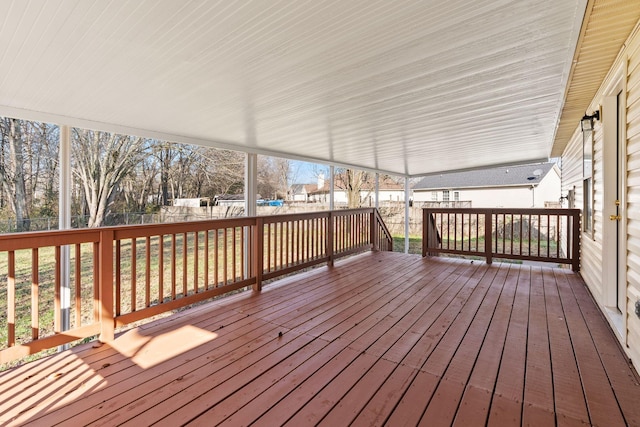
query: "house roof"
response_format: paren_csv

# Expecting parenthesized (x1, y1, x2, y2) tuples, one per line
(289, 184, 304, 194)
(290, 184, 317, 195)
(413, 162, 557, 191)
(0, 0, 603, 177)
(303, 184, 318, 194)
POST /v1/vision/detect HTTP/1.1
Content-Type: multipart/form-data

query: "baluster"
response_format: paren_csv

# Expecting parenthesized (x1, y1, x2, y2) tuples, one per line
(171, 234, 177, 299)
(146, 236, 151, 307)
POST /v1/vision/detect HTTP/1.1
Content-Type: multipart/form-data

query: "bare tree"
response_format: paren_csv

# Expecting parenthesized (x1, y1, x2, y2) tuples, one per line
(0, 118, 31, 230)
(119, 152, 159, 213)
(72, 129, 146, 227)
(200, 148, 244, 196)
(336, 169, 372, 208)
(258, 156, 290, 199)
(156, 142, 174, 206)
(31, 123, 60, 218)
(274, 157, 291, 200)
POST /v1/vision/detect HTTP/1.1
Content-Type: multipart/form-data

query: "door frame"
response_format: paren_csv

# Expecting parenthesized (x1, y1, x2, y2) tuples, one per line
(601, 62, 627, 343)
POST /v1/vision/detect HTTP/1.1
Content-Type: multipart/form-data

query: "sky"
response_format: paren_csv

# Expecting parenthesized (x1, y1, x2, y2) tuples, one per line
(290, 160, 328, 185)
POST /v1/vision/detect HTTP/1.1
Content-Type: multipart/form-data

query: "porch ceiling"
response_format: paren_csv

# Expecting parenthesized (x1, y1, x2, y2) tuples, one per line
(0, 0, 588, 176)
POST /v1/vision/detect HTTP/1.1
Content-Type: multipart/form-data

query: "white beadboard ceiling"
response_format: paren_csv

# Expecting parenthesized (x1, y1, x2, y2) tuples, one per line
(0, 0, 589, 176)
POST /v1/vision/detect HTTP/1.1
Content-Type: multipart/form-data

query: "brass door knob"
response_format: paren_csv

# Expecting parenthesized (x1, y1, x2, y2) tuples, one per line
(610, 215, 621, 221)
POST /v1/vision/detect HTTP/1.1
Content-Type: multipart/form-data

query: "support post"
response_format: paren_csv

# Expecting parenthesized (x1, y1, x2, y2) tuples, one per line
(329, 165, 335, 211)
(245, 153, 258, 217)
(244, 153, 258, 280)
(404, 176, 410, 254)
(59, 125, 71, 350)
(375, 173, 379, 209)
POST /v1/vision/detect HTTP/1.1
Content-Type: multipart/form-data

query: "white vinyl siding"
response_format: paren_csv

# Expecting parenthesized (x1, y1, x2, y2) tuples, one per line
(561, 23, 640, 370)
(562, 127, 605, 303)
(625, 30, 640, 367)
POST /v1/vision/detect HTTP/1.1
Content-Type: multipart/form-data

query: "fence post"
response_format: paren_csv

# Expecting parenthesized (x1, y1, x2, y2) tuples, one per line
(484, 211, 493, 265)
(99, 229, 115, 342)
(327, 211, 334, 266)
(572, 211, 580, 272)
(253, 217, 264, 291)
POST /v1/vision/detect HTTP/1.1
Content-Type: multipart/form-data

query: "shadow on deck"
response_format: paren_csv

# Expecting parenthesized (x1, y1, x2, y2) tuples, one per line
(1, 252, 639, 426)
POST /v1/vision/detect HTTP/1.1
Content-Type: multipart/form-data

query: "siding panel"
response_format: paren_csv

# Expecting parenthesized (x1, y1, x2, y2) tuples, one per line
(561, 128, 604, 300)
(562, 24, 640, 371)
(628, 38, 640, 367)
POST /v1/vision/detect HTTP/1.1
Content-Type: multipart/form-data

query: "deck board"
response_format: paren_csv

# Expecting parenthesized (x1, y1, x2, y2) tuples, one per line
(452, 264, 520, 426)
(420, 266, 507, 426)
(554, 270, 627, 426)
(522, 266, 555, 426)
(487, 264, 531, 426)
(542, 267, 590, 424)
(1, 251, 639, 426)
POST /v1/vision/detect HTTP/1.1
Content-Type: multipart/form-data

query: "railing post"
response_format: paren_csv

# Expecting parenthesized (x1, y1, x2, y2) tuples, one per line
(99, 229, 115, 342)
(327, 211, 334, 266)
(484, 211, 493, 265)
(572, 211, 580, 272)
(370, 210, 378, 251)
(253, 217, 264, 291)
(422, 209, 428, 257)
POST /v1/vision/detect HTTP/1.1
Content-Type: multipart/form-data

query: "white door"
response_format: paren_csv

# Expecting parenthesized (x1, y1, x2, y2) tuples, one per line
(602, 79, 627, 341)
(615, 90, 626, 315)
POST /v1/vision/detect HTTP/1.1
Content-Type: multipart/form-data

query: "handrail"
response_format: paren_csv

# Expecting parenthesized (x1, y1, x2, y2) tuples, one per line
(422, 208, 581, 272)
(373, 209, 394, 251)
(0, 208, 392, 364)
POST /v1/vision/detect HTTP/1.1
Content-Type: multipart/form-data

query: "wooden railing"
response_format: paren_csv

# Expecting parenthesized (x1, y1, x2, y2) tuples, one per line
(373, 209, 394, 252)
(0, 209, 392, 364)
(422, 208, 580, 271)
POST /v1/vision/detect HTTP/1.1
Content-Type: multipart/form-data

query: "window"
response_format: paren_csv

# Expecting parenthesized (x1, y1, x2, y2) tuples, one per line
(583, 127, 594, 236)
(442, 190, 450, 202)
(454, 191, 460, 202)
(431, 191, 438, 201)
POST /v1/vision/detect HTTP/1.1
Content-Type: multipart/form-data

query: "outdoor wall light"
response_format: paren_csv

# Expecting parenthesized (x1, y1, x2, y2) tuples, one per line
(581, 110, 600, 132)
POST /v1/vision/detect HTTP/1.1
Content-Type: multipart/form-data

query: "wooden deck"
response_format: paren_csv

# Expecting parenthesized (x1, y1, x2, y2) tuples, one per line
(1, 252, 639, 426)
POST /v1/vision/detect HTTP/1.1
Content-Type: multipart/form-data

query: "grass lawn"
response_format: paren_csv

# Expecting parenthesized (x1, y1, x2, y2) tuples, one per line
(393, 236, 423, 255)
(0, 233, 242, 356)
(393, 235, 560, 262)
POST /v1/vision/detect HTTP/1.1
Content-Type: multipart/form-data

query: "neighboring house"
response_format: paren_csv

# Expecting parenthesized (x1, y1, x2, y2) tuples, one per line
(288, 184, 318, 202)
(172, 198, 212, 207)
(412, 162, 561, 208)
(214, 194, 256, 207)
(554, 14, 640, 370)
(305, 174, 406, 205)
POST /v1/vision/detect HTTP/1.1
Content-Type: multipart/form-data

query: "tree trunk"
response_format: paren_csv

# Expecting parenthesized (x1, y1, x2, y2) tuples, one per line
(2, 119, 31, 231)
(73, 129, 145, 227)
(161, 146, 171, 205)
